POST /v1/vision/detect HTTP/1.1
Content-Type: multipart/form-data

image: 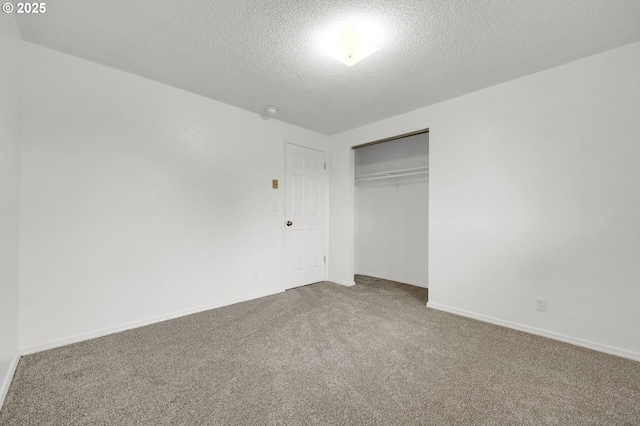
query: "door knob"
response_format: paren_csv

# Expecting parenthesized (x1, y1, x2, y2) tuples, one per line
(287, 221, 293, 226)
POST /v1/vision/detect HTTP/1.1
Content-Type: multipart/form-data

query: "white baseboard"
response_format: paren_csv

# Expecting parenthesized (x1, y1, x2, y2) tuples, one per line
(0, 355, 20, 410)
(329, 278, 356, 287)
(20, 288, 284, 356)
(427, 302, 640, 362)
(356, 271, 428, 288)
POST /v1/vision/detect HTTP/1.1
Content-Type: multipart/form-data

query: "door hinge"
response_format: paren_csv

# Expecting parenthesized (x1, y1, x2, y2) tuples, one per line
(324, 162, 326, 170)
(324, 256, 326, 263)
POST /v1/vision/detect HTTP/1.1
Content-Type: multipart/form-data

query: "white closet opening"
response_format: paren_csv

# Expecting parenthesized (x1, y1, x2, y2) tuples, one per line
(354, 131, 429, 288)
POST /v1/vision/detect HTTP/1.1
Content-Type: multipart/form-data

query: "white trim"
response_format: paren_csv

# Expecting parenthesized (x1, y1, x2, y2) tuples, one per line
(426, 302, 640, 362)
(324, 155, 330, 284)
(280, 140, 287, 293)
(356, 271, 428, 288)
(353, 148, 358, 276)
(0, 355, 20, 409)
(20, 288, 283, 356)
(329, 278, 356, 287)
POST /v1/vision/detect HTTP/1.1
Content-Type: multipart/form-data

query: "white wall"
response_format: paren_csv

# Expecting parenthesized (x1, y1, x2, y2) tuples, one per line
(0, 14, 21, 406)
(19, 42, 329, 352)
(331, 41, 640, 360)
(355, 134, 428, 286)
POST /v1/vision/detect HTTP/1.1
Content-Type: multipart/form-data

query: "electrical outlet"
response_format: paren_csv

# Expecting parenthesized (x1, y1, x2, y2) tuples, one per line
(534, 297, 546, 312)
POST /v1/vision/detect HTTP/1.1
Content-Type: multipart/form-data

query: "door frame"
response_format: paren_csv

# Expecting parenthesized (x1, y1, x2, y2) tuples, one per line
(280, 141, 329, 292)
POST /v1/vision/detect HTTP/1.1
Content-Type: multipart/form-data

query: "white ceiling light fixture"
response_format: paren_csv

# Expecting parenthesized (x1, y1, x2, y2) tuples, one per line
(318, 20, 384, 68)
(332, 26, 379, 67)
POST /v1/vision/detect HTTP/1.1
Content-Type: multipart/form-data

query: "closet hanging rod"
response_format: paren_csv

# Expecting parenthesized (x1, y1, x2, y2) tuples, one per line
(355, 170, 429, 183)
(356, 166, 429, 180)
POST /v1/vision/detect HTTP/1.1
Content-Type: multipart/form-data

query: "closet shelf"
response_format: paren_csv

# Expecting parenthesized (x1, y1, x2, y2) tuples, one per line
(355, 166, 429, 183)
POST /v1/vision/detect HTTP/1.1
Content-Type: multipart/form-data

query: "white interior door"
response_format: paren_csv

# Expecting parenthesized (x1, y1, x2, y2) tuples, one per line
(285, 143, 326, 290)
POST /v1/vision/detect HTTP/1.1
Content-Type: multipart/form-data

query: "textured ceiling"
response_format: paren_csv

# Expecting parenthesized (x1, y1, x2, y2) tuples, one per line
(15, 1, 640, 135)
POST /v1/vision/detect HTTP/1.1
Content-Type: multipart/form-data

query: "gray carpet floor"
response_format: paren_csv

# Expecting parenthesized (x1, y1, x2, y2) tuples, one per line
(1, 275, 639, 425)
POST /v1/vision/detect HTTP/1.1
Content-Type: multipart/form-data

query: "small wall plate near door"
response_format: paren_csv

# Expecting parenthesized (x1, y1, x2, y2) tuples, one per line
(534, 297, 547, 312)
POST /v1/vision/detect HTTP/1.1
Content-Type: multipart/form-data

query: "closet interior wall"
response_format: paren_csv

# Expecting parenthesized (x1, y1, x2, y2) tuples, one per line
(355, 133, 429, 287)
